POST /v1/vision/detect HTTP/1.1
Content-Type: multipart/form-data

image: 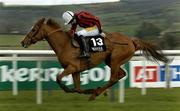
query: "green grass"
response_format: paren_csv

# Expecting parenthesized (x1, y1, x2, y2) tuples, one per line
(0, 88, 180, 111)
(0, 35, 50, 50)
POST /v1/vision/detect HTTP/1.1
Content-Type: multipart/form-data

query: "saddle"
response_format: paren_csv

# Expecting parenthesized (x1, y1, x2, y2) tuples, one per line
(71, 35, 106, 52)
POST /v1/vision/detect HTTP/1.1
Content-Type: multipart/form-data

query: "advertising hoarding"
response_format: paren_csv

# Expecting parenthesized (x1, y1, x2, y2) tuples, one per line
(130, 60, 180, 88)
(0, 61, 129, 90)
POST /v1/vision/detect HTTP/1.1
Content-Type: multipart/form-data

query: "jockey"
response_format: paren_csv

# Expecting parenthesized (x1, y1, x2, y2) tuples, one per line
(62, 10, 105, 58)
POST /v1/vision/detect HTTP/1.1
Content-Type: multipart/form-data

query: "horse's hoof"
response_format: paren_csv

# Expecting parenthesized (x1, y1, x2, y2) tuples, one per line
(103, 91, 108, 96)
(88, 90, 98, 101)
(88, 95, 96, 101)
(56, 78, 60, 84)
(86, 89, 95, 94)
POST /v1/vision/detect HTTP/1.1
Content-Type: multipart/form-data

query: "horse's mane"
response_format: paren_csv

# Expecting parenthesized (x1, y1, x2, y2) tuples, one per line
(46, 18, 71, 37)
(46, 18, 62, 29)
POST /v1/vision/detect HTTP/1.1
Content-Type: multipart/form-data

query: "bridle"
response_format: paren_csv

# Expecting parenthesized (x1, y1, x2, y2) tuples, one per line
(30, 28, 62, 43)
(26, 26, 40, 44)
(27, 24, 62, 44)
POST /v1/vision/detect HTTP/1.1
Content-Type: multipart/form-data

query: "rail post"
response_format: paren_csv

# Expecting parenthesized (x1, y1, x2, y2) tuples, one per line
(36, 61, 42, 104)
(12, 54, 18, 96)
(165, 63, 171, 88)
(141, 60, 146, 95)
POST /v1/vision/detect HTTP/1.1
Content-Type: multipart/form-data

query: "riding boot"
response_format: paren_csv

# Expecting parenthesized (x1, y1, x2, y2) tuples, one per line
(79, 36, 90, 58)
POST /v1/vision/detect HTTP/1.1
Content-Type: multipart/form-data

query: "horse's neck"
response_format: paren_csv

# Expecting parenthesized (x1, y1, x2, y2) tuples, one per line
(46, 32, 70, 55)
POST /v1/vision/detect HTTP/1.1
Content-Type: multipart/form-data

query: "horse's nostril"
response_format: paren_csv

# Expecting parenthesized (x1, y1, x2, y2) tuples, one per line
(21, 42, 24, 47)
(21, 41, 27, 48)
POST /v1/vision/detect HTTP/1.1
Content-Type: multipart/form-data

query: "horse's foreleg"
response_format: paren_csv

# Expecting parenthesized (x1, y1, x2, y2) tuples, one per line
(56, 78, 75, 93)
(72, 72, 80, 91)
(89, 67, 126, 100)
(72, 72, 95, 94)
(56, 65, 77, 93)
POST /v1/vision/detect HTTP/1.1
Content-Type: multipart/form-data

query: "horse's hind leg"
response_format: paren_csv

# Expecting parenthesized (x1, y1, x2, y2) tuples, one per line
(89, 67, 126, 100)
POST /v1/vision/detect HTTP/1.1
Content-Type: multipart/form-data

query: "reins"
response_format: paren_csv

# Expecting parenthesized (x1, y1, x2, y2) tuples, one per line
(47, 28, 62, 36)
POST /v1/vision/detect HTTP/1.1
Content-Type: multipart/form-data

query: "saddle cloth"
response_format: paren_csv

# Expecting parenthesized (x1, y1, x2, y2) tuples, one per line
(88, 35, 106, 52)
(72, 35, 106, 52)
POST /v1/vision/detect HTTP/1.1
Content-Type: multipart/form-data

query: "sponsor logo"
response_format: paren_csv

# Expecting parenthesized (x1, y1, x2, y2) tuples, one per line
(0, 65, 111, 86)
(133, 65, 180, 82)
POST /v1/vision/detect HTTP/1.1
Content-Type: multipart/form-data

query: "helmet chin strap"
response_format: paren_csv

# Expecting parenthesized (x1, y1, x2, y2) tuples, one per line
(70, 18, 76, 24)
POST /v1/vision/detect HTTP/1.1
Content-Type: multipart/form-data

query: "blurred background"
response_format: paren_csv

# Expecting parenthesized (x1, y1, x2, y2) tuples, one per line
(0, 0, 180, 111)
(0, 0, 179, 49)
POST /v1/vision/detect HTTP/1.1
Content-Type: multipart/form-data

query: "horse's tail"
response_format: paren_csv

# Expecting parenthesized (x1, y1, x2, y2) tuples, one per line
(132, 38, 170, 64)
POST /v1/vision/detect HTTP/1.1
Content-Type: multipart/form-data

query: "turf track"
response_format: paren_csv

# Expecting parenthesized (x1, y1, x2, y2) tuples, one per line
(0, 88, 180, 111)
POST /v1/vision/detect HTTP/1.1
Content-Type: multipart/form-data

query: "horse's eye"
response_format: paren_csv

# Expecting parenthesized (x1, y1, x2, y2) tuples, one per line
(32, 29, 36, 32)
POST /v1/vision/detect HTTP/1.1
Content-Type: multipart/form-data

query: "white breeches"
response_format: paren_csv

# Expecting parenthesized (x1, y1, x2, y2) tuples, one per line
(76, 26, 99, 37)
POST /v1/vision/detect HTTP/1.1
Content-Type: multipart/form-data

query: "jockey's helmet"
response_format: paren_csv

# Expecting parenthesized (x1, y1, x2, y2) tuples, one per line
(62, 11, 74, 25)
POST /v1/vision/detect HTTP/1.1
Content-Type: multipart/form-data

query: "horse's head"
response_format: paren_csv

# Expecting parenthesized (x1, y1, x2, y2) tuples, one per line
(21, 18, 46, 48)
(21, 18, 68, 48)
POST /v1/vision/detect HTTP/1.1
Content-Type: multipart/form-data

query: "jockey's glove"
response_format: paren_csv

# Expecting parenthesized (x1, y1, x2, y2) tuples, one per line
(100, 32, 106, 37)
(68, 30, 75, 37)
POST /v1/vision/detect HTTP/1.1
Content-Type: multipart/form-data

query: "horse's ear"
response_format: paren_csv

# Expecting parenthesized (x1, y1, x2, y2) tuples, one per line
(46, 18, 61, 28)
(37, 18, 45, 26)
(46, 18, 53, 25)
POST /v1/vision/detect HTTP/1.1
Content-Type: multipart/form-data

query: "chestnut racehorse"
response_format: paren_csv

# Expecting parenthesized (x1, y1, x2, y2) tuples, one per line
(21, 18, 169, 100)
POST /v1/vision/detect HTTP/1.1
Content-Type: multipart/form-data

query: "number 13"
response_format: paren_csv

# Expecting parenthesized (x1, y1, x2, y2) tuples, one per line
(91, 38, 103, 46)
